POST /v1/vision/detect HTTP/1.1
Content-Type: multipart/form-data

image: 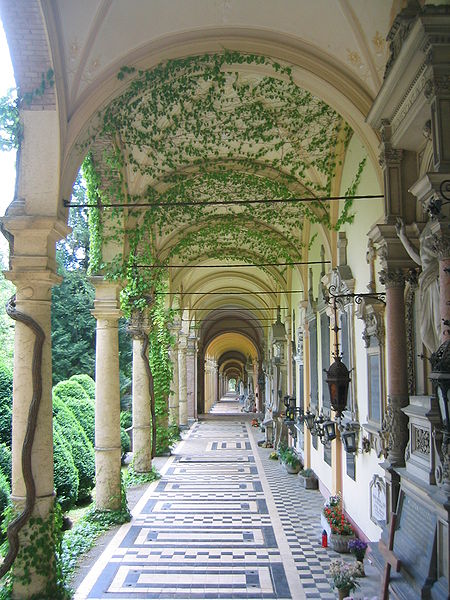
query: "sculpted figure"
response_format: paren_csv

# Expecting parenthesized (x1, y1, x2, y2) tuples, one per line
(395, 217, 440, 353)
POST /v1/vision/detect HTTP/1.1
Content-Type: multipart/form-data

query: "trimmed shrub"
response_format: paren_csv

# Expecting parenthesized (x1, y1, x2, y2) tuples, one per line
(53, 422, 79, 511)
(65, 397, 95, 445)
(69, 374, 95, 401)
(0, 362, 12, 402)
(0, 405, 11, 447)
(0, 469, 10, 526)
(53, 380, 90, 405)
(0, 442, 11, 484)
(121, 427, 131, 455)
(53, 396, 95, 502)
(120, 411, 132, 430)
(0, 361, 13, 447)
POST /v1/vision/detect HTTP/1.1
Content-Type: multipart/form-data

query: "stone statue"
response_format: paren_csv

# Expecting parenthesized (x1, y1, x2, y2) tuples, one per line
(395, 217, 441, 353)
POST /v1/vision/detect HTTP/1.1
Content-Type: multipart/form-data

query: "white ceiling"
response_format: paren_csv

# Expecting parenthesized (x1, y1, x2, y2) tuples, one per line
(51, 0, 396, 118)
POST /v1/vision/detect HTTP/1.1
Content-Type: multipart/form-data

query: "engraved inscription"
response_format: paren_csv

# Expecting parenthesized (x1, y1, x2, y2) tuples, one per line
(394, 492, 436, 587)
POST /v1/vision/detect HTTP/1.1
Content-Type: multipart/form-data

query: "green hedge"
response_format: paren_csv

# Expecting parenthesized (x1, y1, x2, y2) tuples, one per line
(53, 379, 90, 404)
(0, 405, 11, 448)
(120, 411, 132, 430)
(0, 362, 12, 402)
(0, 469, 10, 527)
(121, 427, 131, 455)
(64, 397, 95, 445)
(0, 362, 13, 448)
(53, 422, 79, 511)
(69, 374, 95, 401)
(0, 442, 11, 484)
(53, 396, 95, 502)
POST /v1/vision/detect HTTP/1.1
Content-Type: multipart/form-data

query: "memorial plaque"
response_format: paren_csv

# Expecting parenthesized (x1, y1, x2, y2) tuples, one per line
(393, 491, 437, 591)
(370, 475, 386, 525)
(324, 441, 332, 466)
(309, 317, 318, 410)
(346, 452, 355, 480)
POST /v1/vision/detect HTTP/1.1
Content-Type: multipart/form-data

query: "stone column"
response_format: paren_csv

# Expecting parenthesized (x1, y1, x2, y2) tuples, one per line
(186, 333, 198, 422)
(178, 334, 188, 427)
(91, 278, 122, 509)
(128, 315, 152, 473)
(1, 213, 68, 597)
(379, 268, 410, 467)
(169, 337, 180, 426)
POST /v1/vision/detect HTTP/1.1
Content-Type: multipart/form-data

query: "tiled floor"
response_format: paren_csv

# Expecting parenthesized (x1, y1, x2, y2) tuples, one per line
(74, 416, 380, 599)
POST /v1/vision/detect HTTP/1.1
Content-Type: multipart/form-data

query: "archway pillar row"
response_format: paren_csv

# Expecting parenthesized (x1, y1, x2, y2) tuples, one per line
(128, 313, 152, 474)
(0, 214, 70, 597)
(90, 276, 122, 510)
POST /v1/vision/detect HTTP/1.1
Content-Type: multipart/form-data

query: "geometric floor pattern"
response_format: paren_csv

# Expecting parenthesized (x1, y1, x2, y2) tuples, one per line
(75, 418, 380, 599)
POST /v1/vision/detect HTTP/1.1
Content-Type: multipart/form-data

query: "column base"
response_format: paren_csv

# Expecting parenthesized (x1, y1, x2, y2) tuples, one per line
(95, 446, 122, 510)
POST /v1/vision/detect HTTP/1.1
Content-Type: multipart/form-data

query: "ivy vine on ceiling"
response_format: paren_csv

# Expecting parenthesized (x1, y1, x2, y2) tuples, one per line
(83, 50, 365, 305)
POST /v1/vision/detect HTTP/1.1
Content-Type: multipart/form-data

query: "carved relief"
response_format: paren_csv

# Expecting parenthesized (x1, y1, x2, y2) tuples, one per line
(412, 425, 430, 455)
(405, 271, 418, 395)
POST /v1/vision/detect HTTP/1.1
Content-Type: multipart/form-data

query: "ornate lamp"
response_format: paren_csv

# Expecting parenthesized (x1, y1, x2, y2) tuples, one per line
(340, 425, 359, 453)
(272, 306, 286, 364)
(324, 295, 351, 418)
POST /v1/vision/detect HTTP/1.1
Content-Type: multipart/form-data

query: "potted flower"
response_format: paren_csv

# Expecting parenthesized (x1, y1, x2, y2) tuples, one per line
(329, 559, 359, 600)
(298, 467, 318, 489)
(323, 494, 355, 552)
(348, 538, 368, 576)
(279, 446, 302, 473)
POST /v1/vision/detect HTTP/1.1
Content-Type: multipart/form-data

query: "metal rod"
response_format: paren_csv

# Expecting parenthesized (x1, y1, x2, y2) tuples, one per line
(157, 290, 304, 295)
(136, 260, 329, 268)
(63, 194, 384, 210)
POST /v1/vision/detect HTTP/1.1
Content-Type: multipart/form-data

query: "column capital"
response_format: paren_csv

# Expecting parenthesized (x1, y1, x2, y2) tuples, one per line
(2, 213, 70, 284)
(90, 276, 122, 321)
(379, 268, 406, 289)
(126, 310, 151, 339)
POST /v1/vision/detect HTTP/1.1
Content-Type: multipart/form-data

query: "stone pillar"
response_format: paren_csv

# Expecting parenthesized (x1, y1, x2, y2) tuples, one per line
(1, 213, 68, 597)
(91, 278, 122, 510)
(379, 268, 410, 467)
(178, 334, 188, 427)
(128, 316, 152, 473)
(186, 334, 198, 422)
(169, 339, 180, 426)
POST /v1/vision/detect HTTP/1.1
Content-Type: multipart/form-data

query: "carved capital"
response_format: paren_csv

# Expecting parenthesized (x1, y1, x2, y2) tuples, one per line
(424, 75, 450, 101)
(379, 268, 405, 289)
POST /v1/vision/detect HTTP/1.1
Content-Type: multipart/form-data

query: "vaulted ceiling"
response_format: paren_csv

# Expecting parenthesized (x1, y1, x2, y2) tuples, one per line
(2, 0, 398, 370)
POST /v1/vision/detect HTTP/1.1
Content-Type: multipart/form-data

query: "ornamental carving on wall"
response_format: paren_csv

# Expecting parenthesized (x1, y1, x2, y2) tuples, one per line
(412, 425, 430, 455)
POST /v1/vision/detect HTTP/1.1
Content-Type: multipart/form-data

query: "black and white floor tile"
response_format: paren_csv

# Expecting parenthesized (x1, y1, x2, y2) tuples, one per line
(75, 418, 380, 599)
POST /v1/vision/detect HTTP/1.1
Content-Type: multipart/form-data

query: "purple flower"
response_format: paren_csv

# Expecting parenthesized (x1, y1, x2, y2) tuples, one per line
(348, 538, 367, 554)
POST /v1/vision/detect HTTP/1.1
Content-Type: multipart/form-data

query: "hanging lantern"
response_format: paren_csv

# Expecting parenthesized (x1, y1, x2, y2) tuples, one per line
(324, 355, 351, 418)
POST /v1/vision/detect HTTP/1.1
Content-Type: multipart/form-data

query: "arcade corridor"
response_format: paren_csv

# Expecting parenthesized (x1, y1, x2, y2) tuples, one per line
(74, 415, 379, 599)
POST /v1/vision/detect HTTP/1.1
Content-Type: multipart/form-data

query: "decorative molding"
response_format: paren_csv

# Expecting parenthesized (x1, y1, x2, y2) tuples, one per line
(384, 1, 421, 80)
(358, 300, 385, 348)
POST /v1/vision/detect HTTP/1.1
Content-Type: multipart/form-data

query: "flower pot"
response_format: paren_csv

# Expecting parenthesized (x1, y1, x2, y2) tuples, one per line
(355, 560, 365, 577)
(284, 462, 301, 474)
(302, 475, 318, 489)
(329, 533, 355, 553)
(338, 587, 352, 600)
